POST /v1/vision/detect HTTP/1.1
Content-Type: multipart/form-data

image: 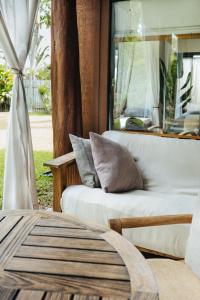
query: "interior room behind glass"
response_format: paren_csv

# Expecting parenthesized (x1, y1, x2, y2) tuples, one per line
(110, 0, 200, 136)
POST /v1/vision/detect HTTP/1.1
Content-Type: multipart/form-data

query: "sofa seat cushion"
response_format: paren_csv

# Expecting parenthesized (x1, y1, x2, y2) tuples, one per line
(61, 185, 199, 258)
(148, 259, 200, 300)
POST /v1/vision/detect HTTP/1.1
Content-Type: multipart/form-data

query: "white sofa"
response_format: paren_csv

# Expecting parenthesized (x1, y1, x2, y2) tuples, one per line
(50, 131, 200, 258)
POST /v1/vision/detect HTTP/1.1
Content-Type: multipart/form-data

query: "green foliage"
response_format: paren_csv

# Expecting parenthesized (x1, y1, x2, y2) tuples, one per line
(126, 117, 144, 128)
(35, 41, 49, 69)
(160, 53, 184, 120)
(181, 72, 192, 90)
(38, 84, 51, 113)
(0, 150, 53, 209)
(0, 65, 13, 111)
(179, 72, 192, 113)
(33, 151, 53, 208)
(36, 64, 51, 80)
(40, 0, 51, 28)
(26, 36, 50, 79)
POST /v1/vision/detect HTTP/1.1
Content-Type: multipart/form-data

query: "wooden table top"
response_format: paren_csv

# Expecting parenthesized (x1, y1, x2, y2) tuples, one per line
(0, 210, 158, 300)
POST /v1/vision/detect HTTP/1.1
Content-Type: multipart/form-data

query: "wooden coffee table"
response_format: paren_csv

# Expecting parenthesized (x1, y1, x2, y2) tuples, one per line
(0, 211, 158, 299)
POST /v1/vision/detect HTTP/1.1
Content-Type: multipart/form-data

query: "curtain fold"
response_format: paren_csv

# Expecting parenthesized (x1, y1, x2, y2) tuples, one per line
(147, 41, 160, 126)
(114, 42, 135, 118)
(191, 57, 200, 106)
(126, 41, 160, 124)
(0, 0, 39, 209)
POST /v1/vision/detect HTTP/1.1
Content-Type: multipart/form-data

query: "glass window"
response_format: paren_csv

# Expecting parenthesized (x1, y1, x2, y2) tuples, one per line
(110, 0, 200, 136)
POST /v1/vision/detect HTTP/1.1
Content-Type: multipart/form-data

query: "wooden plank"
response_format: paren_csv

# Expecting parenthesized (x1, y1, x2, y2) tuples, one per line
(101, 231, 158, 300)
(45, 292, 65, 300)
(0, 272, 131, 298)
(5, 257, 129, 281)
(45, 292, 68, 300)
(23, 235, 115, 252)
(0, 216, 5, 222)
(16, 246, 124, 265)
(38, 212, 107, 234)
(73, 296, 99, 300)
(122, 129, 200, 140)
(16, 290, 45, 300)
(0, 287, 18, 300)
(0, 211, 38, 217)
(0, 216, 22, 243)
(36, 218, 83, 229)
(31, 226, 103, 240)
(0, 216, 40, 269)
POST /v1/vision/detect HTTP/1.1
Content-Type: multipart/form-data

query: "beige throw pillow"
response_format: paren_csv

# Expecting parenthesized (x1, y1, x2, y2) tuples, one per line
(90, 132, 143, 193)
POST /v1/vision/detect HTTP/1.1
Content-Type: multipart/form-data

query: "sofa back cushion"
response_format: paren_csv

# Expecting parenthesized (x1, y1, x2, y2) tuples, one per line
(103, 131, 200, 195)
(185, 208, 200, 279)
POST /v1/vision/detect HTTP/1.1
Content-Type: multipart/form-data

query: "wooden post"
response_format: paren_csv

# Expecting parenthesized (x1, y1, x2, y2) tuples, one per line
(77, 0, 110, 136)
(99, 0, 110, 133)
(51, 0, 82, 157)
(51, 0, 110, 155)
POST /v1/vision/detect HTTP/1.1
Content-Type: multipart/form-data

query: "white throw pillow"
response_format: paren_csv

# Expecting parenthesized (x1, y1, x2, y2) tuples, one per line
(185, 209, 200, 279)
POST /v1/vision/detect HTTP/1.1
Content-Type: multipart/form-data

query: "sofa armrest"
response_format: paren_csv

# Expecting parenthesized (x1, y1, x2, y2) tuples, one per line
(44, 152, 81, 212)
(44, 152, 76, 169)
(109, 214, 193, 235)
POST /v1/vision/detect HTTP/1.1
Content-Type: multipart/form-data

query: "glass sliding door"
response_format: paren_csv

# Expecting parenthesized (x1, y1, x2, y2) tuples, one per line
(110, 0, 200, 136)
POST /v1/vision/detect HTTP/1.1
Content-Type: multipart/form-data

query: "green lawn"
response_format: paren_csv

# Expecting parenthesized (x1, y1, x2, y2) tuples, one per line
(0, 150, 53, 209)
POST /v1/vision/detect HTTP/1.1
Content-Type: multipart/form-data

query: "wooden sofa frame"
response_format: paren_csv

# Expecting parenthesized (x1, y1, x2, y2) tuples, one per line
(109, 214, 193, 260)
(44, 153, 193, 259)
(44, 152, 81, 212)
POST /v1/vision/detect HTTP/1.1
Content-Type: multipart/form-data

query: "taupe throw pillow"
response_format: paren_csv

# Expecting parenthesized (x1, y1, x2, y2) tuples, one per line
(90, 132, 143, 193)
(69, 134, 100, 188)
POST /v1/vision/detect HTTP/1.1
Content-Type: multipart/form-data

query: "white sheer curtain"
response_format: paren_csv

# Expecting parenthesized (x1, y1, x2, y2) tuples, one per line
(127, 41, 160, 125)
(114, 42, 135, 118)
(0, 0, 39, 209)
(191, 57, 200, 106)
(147, 41, 160, 126)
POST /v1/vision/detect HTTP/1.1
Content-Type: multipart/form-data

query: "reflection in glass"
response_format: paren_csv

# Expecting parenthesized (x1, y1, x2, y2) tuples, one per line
(110, 0, 200, 136)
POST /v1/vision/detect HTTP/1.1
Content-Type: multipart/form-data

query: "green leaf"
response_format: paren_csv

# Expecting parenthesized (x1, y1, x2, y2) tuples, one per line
(181, 72, 192, 90)
(182, 98, 192, 109)
(180, 86, 193, 102)
(160, 58, 167, 80)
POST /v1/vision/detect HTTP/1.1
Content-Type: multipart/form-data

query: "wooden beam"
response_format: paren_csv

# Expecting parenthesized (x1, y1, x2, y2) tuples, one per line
(114, 33, 200, 43)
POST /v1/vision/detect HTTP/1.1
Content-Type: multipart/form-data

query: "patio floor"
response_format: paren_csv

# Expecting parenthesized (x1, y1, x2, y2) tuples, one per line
(0, 112, 53, 151)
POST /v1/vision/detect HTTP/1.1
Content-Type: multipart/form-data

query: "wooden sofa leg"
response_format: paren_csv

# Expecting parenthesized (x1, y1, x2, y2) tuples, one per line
(51, 167, 65, 212)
